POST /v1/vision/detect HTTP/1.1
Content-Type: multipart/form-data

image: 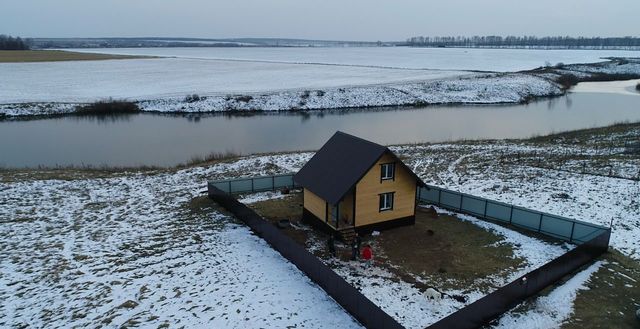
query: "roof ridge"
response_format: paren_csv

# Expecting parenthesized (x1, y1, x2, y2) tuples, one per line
(335, 131, 387, 150)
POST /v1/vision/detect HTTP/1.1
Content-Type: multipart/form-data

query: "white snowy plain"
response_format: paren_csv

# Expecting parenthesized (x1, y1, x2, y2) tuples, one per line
(0, 154, 361, 329)
(2, 48, 638, 117)
(2, 131, 637, 328)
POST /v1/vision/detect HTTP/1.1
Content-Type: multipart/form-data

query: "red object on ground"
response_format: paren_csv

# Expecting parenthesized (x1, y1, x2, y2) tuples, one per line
(362, 246, 373, 260)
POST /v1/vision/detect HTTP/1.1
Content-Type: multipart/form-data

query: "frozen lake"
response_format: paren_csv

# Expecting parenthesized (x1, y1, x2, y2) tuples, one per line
(1, 91, 639, 168)
(1, 47, 637, 104)
(74, 47, 639, 72)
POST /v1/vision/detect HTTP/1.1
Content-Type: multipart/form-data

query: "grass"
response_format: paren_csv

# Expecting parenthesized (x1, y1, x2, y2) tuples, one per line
(0, 50, 149, 63)
(563, 251, 640, 329)
(75, 99, 140, 115)
(376, 207, 525, 291)
(247, 193, 526, 292)
(182, 151, 241, 167)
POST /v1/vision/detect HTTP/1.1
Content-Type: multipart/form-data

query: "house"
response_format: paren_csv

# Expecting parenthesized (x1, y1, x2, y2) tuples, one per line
(294, 131, 426, 237)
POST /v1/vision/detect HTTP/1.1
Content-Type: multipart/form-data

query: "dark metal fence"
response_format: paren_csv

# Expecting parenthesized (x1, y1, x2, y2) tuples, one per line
(209, 174, 610, 245)
(417, 186, 610, 245)
(209, 174, 300, 194)
(427, 228, 610, 329)
(208, 184, 403, 329)
(208, 174, 611, 329)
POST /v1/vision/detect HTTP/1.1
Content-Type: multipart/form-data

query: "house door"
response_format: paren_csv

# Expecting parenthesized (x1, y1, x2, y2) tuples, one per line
(330, 204, 339, 228)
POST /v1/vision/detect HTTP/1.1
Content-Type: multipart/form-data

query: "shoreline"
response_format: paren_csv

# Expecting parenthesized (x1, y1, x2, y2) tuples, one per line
(1, 58, 639, 119)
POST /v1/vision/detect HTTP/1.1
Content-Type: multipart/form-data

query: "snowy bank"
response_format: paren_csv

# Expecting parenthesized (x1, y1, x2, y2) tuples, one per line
(0, 72, 561, 118)
(2, 58, 639, 118)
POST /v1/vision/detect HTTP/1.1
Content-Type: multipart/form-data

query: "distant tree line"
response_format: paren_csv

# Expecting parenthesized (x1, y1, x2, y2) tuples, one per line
(0, 35, 31, 50)
(404, 35, 640, 49)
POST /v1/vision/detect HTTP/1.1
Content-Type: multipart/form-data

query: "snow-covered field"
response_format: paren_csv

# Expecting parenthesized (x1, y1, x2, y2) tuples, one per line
(72, 47, 640, 72)
(1, 123, 638, 328)
(2, 48, 639, 117)
(0, 58, 465, 104)
(0, 156, 361, 328)
(393, 136, 640, 260)
(0, 153, 570, 328)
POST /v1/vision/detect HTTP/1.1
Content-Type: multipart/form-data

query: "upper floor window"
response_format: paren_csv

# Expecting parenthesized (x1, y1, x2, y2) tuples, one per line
(381, 163, 395, 181)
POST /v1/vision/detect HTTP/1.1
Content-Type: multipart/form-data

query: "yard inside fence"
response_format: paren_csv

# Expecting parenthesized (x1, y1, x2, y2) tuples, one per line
(208, 174, 611, 329)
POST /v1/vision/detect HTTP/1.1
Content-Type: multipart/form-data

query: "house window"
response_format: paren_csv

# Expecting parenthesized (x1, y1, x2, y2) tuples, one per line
(379, 192, 394, 211)
(381, 163, 395, 181)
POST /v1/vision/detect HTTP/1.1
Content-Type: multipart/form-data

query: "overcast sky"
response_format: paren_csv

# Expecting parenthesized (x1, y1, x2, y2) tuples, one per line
(2, 0, 638, 41)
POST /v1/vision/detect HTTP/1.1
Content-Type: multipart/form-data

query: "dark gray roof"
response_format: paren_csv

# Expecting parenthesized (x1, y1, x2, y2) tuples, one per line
(294, 131, 424, 205)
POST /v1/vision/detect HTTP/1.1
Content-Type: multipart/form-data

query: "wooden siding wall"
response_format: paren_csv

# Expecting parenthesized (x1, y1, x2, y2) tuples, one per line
(355, 153, 416, 226)
(304, 188, 326, 222)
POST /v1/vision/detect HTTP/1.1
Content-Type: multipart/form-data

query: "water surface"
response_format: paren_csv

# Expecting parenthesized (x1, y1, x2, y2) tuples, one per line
(1, 92, 638, 168)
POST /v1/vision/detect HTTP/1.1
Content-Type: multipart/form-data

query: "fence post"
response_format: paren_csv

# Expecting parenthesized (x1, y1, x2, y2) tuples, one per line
(483, 200, 488, 218)
(569, 221, 576, 243)
(537, 213, 543, 232)
(509, 205, 514, 224)
(228, 181, 232, 194)
(251, 178, 254, 192)
(438, 189, 442, 206)
(272, 176, 275, 191)
(459, 194, 463, 211)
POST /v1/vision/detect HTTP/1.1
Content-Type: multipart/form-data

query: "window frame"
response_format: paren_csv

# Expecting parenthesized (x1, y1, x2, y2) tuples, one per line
(378, 192, 395, 212)
(380, 162, 396, 181)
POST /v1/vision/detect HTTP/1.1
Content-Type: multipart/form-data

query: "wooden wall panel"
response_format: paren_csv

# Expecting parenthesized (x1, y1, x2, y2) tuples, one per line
(355, 153, 416, 227)
(304, 188, 327, 222)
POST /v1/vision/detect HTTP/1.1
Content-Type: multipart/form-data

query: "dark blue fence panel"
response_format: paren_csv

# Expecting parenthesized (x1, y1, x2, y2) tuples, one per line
(440, 190, 462, 209)
(485, 202, 511, 223)
(540, 215, 574, 240)
(274, 175, 296, 189)
(511, 207, 542, 230)
(208, 175, 610, 246)
(253, 177, 274, 191)
(461, 196, 485, 216)
(572, 222, 605, 244)
(420, 187, 440, 203)
(211, 181, 231, 193)
(230, 179, 253, 193)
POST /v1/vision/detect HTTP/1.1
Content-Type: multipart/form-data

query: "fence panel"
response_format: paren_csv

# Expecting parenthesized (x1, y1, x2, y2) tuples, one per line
(440, 190, 462, 209)
(461, 196, 485, 216)
(274, 175, 295, 189)
(253, 176, 274, 191)
(416, 184, 609, 245)
(485, 201, 511, 223)
(209, 176, 610, 246)
(211, 181, 231, 193)
(511, 207, 542, 231)
(571, 222, 605, 244)
(229, 179, 253, 193)
(540, 215, 574, 240)
(420, 187, 440, 203)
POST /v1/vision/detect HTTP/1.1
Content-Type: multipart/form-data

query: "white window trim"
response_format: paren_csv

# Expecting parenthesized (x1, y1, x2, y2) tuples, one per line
(379, 192, 394, 211)
(381, 163, 395, 180)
